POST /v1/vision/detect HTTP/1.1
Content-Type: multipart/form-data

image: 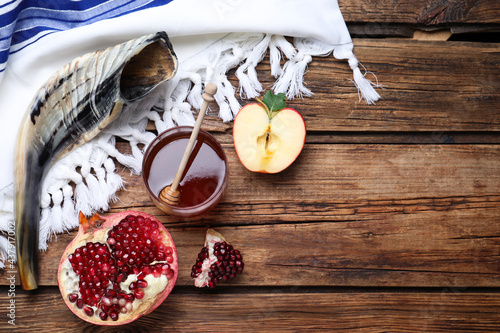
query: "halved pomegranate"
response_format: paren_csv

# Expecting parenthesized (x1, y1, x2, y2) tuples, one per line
(191, 229, 244, 288)
(58, 211, 178, 325)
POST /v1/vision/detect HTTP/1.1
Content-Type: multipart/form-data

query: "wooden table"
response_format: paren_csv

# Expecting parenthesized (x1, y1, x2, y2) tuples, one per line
(1, 1, 499, 331)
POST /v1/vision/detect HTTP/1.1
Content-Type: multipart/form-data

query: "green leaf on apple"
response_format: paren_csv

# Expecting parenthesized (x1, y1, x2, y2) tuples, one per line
(256, 91, 287, 118)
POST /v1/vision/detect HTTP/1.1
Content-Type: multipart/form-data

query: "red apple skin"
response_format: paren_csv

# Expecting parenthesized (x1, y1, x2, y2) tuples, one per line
(232, 103, 306, 173)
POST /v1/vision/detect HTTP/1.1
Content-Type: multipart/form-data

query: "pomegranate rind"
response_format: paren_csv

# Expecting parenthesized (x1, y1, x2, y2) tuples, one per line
(57, 211, 178, 326)
(204, 229, 226, 246)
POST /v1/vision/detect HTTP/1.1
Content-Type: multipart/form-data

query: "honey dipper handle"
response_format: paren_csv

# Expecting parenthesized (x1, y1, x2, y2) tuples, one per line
(170, 83, 217, 193)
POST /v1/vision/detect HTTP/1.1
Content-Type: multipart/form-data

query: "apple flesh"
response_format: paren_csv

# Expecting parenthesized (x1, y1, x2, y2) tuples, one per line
(232, 103, 306, 173)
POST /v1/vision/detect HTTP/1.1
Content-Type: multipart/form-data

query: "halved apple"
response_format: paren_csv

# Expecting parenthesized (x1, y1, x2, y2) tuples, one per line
(232, 92, 306, 173)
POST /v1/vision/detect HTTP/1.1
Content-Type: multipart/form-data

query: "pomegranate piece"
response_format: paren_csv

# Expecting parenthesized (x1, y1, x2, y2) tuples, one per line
(191, 229, 244, 288)
(58, 211, 178, 326)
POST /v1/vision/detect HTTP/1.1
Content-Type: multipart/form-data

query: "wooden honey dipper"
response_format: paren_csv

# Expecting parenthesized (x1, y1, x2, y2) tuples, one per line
(159, 83, 217, 206)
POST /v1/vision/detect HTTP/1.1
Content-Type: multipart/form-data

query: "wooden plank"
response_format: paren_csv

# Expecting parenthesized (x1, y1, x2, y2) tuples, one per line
(116, 143, 500, 207)
(6, 207, 497, 288)
(339, 0, 500, 25)
(1, 288, 499, 332)
(2, 144, 499, 287)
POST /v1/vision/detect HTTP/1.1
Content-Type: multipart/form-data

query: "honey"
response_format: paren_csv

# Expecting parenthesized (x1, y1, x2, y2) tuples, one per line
(142, 126, 228, 219)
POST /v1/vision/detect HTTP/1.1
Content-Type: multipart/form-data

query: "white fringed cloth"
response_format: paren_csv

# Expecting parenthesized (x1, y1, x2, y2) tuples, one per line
(0, 0, 381, 267)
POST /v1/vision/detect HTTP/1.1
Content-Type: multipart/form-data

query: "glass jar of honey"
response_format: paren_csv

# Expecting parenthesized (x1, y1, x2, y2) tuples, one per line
(142, 126, 228, 219)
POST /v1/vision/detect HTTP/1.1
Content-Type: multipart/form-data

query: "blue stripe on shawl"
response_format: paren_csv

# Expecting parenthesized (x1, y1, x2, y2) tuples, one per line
(0, 0, 174, 74)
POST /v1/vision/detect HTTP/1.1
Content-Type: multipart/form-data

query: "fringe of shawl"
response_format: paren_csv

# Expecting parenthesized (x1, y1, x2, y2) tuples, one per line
(0, 32, 381, 267)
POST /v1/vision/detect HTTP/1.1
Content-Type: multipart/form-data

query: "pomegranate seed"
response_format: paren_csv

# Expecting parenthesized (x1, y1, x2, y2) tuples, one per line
(161, 264, 170, 275)
(134, 289, 145, 300)
(136, 279, 148, 289)
(99, 311, 108, 321)
(152, 266, 161, 277)
(101, 263, 110, 272)
(102, 297, 112, 306)
(126, 302, 133, 312)
(118, 298, 126, 307)
(109, 310, 119, 321)
(83, 306, 94, 316)
(166, 269, 175, 280)
(68, 293, 78, 303)
(116, 273, 127, 283)
(129, 282, 137, 290)
(124, 293, 135, 301)
(79, 298, 87, 306)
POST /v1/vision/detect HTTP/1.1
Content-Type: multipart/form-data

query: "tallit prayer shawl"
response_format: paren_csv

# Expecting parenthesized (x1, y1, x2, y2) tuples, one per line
(0, 0, 380, 267)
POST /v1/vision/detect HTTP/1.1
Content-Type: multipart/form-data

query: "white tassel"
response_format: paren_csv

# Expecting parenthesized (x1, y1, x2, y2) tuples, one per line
(274, 52, 313, 99)
(215, 75, 241, 121)
(334, 45, 381, 104)
(38, 192, 51, 251)
(187, 73, 204, 110)
(61, 184, 78, 231)
(235, 34, 271, 98)
(103, 158, 124, 203)
(161, 108, 177, 130)
(49, 188, 64, 234)
(269, 35, 298, 77)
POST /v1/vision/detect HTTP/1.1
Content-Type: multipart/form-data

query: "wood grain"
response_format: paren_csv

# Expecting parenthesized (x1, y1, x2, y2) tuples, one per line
(115, 143, 500, 210)
(339, 0, 500, 25)
(1, 288, 499, 332)
(2, 143, 498, 287)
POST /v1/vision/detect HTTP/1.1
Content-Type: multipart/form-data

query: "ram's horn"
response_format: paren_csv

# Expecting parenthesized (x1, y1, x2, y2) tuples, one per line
(15, 31, 178, 290)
